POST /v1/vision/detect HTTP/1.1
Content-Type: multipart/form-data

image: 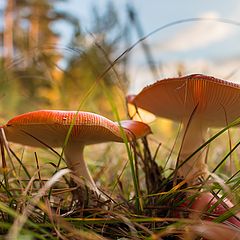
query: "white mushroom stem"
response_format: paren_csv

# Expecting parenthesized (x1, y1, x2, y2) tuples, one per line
(64, 144, 100, 194)
(177, 119, 208, 182)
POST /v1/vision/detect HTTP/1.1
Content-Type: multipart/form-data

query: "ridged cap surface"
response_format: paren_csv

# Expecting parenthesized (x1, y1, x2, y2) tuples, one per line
(4, 110, 151, 147)
(128, 74, 240, 127)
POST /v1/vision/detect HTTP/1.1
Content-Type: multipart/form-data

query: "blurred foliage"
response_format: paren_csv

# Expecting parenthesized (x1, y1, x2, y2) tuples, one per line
(60, 4, 127, 116)
(0, 0, 128, 119)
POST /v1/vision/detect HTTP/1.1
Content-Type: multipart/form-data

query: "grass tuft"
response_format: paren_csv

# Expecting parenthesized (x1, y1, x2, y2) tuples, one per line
(0, 126, 239, 239)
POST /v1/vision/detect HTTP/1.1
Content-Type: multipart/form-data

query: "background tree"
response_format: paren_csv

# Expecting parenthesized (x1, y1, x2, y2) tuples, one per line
(61, 2, 128, 117)
(0, 0, 80, 116)
(0, 1, 127, 119)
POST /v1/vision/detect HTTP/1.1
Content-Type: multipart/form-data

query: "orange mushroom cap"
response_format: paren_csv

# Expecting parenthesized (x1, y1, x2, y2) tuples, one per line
(3, 110, 151, 147)
(128, 74, 240, 127)
(2, 110, 151, 193)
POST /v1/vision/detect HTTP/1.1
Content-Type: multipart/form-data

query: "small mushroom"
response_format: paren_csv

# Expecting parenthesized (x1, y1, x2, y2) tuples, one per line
(128, 74, 240, 183)
(182, 192, 240, 227)
(2, 110, 151, 194)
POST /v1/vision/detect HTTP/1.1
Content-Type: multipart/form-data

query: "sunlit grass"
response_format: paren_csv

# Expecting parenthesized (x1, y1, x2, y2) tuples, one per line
(0, 78, 240, 239)
(1, 66, 240, 239)
(0, 117, 239, 239)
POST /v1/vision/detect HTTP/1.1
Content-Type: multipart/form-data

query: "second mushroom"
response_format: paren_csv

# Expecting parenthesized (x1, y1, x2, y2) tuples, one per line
(128, 74, 240, 184)
(2, 110, 151, 194)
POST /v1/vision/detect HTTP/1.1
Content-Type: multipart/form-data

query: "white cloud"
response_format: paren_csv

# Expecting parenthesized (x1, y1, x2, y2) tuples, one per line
(128, 58, 240, 93)
(157, 12, 237, 52)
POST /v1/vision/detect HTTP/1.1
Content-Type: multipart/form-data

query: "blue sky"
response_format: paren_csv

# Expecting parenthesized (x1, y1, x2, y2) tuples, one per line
(57, 1, 240, 62)
(2, 1, 240, 91)
(2, 0, 240, 62)
(56, 1, 240, 91)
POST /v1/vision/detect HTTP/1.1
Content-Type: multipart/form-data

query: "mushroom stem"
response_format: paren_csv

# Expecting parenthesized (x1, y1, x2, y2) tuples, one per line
(64, 144, 99, 194)
(177, 119, 208, 182)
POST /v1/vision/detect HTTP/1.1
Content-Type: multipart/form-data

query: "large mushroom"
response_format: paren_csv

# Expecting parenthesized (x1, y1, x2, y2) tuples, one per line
(128, 74, 240, 227)
(128, 74, 240, 183)
(1, 110, 151, 194)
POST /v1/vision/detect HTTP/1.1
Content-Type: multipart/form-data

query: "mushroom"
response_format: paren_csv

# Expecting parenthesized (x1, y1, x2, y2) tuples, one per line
(182, 192, 240, 228)
(2, 110, 151, 194)
(128, 74, 240, 183)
